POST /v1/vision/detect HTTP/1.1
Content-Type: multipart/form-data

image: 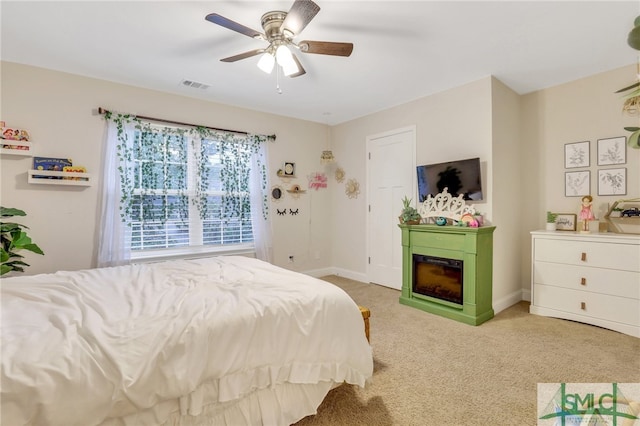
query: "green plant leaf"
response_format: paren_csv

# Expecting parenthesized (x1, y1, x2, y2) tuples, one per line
(11, 231, 33, 247)
(624, 127, 640, 132)
(0, 247, 9, 262)
(0, 207, 26, 217)
(0, 222, 24, 233)
(1, 206, 43, 275)
(22, 243, 44, 255)
(628, 130, 640, 149)
(615, 81, 640, 93)
(621, 88, 640, 99)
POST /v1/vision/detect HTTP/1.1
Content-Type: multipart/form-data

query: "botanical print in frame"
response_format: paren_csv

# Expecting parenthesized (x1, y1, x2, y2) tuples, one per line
(564, 141, 590, 168)
(555, 213, 577, 231)
(597, 136, 626, 166)
(565, 170, 590, 197)
(598, 168, 626, 196)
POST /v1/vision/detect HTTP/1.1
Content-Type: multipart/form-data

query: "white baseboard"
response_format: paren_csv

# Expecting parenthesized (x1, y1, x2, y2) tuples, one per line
(303, 267, 335, 278)
(493, 289, 528, 314)
(303, 266, 368, 283)
(330, 267, 368, 283)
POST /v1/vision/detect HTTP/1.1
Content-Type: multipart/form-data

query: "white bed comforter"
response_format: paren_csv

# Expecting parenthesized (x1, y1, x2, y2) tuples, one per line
(1, 256, 373, 425)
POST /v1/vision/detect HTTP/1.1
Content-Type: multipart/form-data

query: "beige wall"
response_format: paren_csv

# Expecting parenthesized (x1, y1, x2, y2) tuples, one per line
(520, 64, 640, 297)
(329, 77, 527, 310)
(330, 78, 495, 284)
(3, 61, 638, 313)
(490, 77, 524, 308)
(0, 61, 333, 274)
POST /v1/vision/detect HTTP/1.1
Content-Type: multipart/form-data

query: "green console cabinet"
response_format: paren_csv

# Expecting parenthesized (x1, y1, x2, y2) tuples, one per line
(399, 224, 496, 325)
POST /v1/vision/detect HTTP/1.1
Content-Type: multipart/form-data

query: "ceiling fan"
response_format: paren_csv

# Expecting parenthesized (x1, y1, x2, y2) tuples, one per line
(205, 0, 353, 78)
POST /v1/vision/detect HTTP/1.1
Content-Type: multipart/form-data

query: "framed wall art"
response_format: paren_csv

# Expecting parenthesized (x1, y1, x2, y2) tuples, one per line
(598, 168, 626, 196)
(597, 136, 626, 166)
(271, 185, 283, 202)
(555, 213, 577, 231)
(564, 141, 590, 168)
(565, 170, 590, 197)
(283, 162, 295, 177)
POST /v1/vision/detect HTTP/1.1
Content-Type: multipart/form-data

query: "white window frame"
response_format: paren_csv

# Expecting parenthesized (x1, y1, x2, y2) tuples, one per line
(128, 131, 255, 262)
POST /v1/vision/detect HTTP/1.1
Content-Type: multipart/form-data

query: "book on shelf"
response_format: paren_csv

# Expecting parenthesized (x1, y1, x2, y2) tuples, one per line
(33, 157, 73, 179)
(63, 166, 88, 181)
(1, 143, 30, 151)
(1, 127, 30, 141)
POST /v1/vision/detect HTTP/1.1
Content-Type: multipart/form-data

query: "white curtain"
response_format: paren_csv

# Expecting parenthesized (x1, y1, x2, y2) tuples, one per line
(97, 118, 273, 266)
(250, 142, 273, 262)
(97, 121, 133, 267)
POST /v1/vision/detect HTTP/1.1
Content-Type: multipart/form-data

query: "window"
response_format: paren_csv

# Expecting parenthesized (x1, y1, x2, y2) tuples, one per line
(98, 112, 271, 266)
(128, 129, 254, 253)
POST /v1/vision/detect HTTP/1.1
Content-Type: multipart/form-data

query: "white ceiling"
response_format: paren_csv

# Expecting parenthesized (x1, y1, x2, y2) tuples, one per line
(1, 1, 637, 125)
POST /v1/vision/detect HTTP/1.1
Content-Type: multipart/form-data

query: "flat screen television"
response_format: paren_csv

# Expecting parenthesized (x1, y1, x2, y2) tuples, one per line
(416, 157, 483, 202)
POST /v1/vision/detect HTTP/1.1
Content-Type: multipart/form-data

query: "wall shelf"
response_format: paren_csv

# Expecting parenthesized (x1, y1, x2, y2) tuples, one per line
(28, 169, 92, 186)
(1, 141, 33, 157)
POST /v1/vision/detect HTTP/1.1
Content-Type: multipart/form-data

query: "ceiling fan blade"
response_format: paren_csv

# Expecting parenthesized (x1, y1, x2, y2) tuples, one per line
(205, 13, 264, 40)
(220, 49, 265, 63)
(299, 40, 353, 57)
(281, 0, 320, 37)
(288, 54, 306, 78)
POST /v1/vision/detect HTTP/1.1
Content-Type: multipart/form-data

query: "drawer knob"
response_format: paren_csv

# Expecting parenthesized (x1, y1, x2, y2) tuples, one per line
(581, 277, 586, 286)
(581, 302, 586, 310)
(581, 252, 587, 261)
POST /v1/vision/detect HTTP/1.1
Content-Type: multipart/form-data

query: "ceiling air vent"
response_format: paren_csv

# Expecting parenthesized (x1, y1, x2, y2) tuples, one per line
(180, 79, 210, 90)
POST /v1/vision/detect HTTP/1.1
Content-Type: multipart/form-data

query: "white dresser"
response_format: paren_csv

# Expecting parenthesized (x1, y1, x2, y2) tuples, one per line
(530, 231, 640, 338)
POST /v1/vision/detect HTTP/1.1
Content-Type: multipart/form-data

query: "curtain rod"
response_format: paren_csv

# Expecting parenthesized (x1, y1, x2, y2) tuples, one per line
(97, 107, 276, 139)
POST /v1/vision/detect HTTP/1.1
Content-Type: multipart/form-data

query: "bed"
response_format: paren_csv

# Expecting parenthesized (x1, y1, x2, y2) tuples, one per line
(1, 256, 373, 425)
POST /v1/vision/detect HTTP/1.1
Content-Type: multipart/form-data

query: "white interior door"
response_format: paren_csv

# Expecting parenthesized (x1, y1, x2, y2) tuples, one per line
(366, 126, 416, 289)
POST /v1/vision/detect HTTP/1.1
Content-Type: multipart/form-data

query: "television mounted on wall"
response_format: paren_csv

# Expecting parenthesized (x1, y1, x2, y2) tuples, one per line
(416, 157, 483, 202)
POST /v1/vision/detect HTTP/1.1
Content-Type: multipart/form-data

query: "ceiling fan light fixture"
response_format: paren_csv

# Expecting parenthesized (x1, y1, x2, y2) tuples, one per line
(276, 44, 299, 76)
(257, 52, 275, 74)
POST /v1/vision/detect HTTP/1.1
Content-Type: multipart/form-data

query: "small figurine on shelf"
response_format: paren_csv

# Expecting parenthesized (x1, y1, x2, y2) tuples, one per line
(579, 195, 595, 232)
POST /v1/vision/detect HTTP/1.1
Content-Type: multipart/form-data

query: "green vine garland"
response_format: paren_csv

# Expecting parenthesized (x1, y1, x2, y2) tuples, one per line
(104, 112, 271, 226)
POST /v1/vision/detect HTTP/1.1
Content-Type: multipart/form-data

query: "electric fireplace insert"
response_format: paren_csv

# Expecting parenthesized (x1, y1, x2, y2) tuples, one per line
(412, 254, 463, 305)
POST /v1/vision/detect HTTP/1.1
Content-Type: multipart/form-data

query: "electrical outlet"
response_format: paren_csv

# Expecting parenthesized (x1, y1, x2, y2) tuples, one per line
(288, 255, 294, 262)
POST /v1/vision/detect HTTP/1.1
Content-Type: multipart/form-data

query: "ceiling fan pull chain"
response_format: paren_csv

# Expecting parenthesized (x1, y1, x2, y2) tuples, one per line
(276, 64, 283, 94)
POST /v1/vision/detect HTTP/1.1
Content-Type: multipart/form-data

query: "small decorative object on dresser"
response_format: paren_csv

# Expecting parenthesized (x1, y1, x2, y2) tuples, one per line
(555, 213, 577, 231)
(578, 195, 595, 232)
(546, 211, 558, 231)
(530, 231, 639, 337)
(604, 198, 640, 234)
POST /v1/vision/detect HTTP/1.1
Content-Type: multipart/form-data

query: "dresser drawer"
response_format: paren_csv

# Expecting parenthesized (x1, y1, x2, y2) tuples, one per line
(533, 262, 640, 299)
(534, 238, 640, 271)
(533, 284, 640, 326)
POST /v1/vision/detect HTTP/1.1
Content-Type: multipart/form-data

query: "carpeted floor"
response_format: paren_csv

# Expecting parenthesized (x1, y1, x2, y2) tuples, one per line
(295, 275, 640, 426)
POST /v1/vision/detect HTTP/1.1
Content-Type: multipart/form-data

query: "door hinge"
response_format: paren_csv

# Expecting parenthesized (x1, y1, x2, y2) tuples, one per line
(368, 205, 371, 212)
(368, 152, 371, 160)
(368, 257, 371, 264)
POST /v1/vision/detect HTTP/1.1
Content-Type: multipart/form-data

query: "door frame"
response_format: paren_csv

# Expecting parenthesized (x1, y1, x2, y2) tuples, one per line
(365, 125, 416, 287)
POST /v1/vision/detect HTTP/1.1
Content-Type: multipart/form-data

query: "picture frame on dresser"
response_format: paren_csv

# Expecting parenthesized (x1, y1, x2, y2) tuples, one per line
(555, 213, 577, 231)
(565, 170, 590, 197)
